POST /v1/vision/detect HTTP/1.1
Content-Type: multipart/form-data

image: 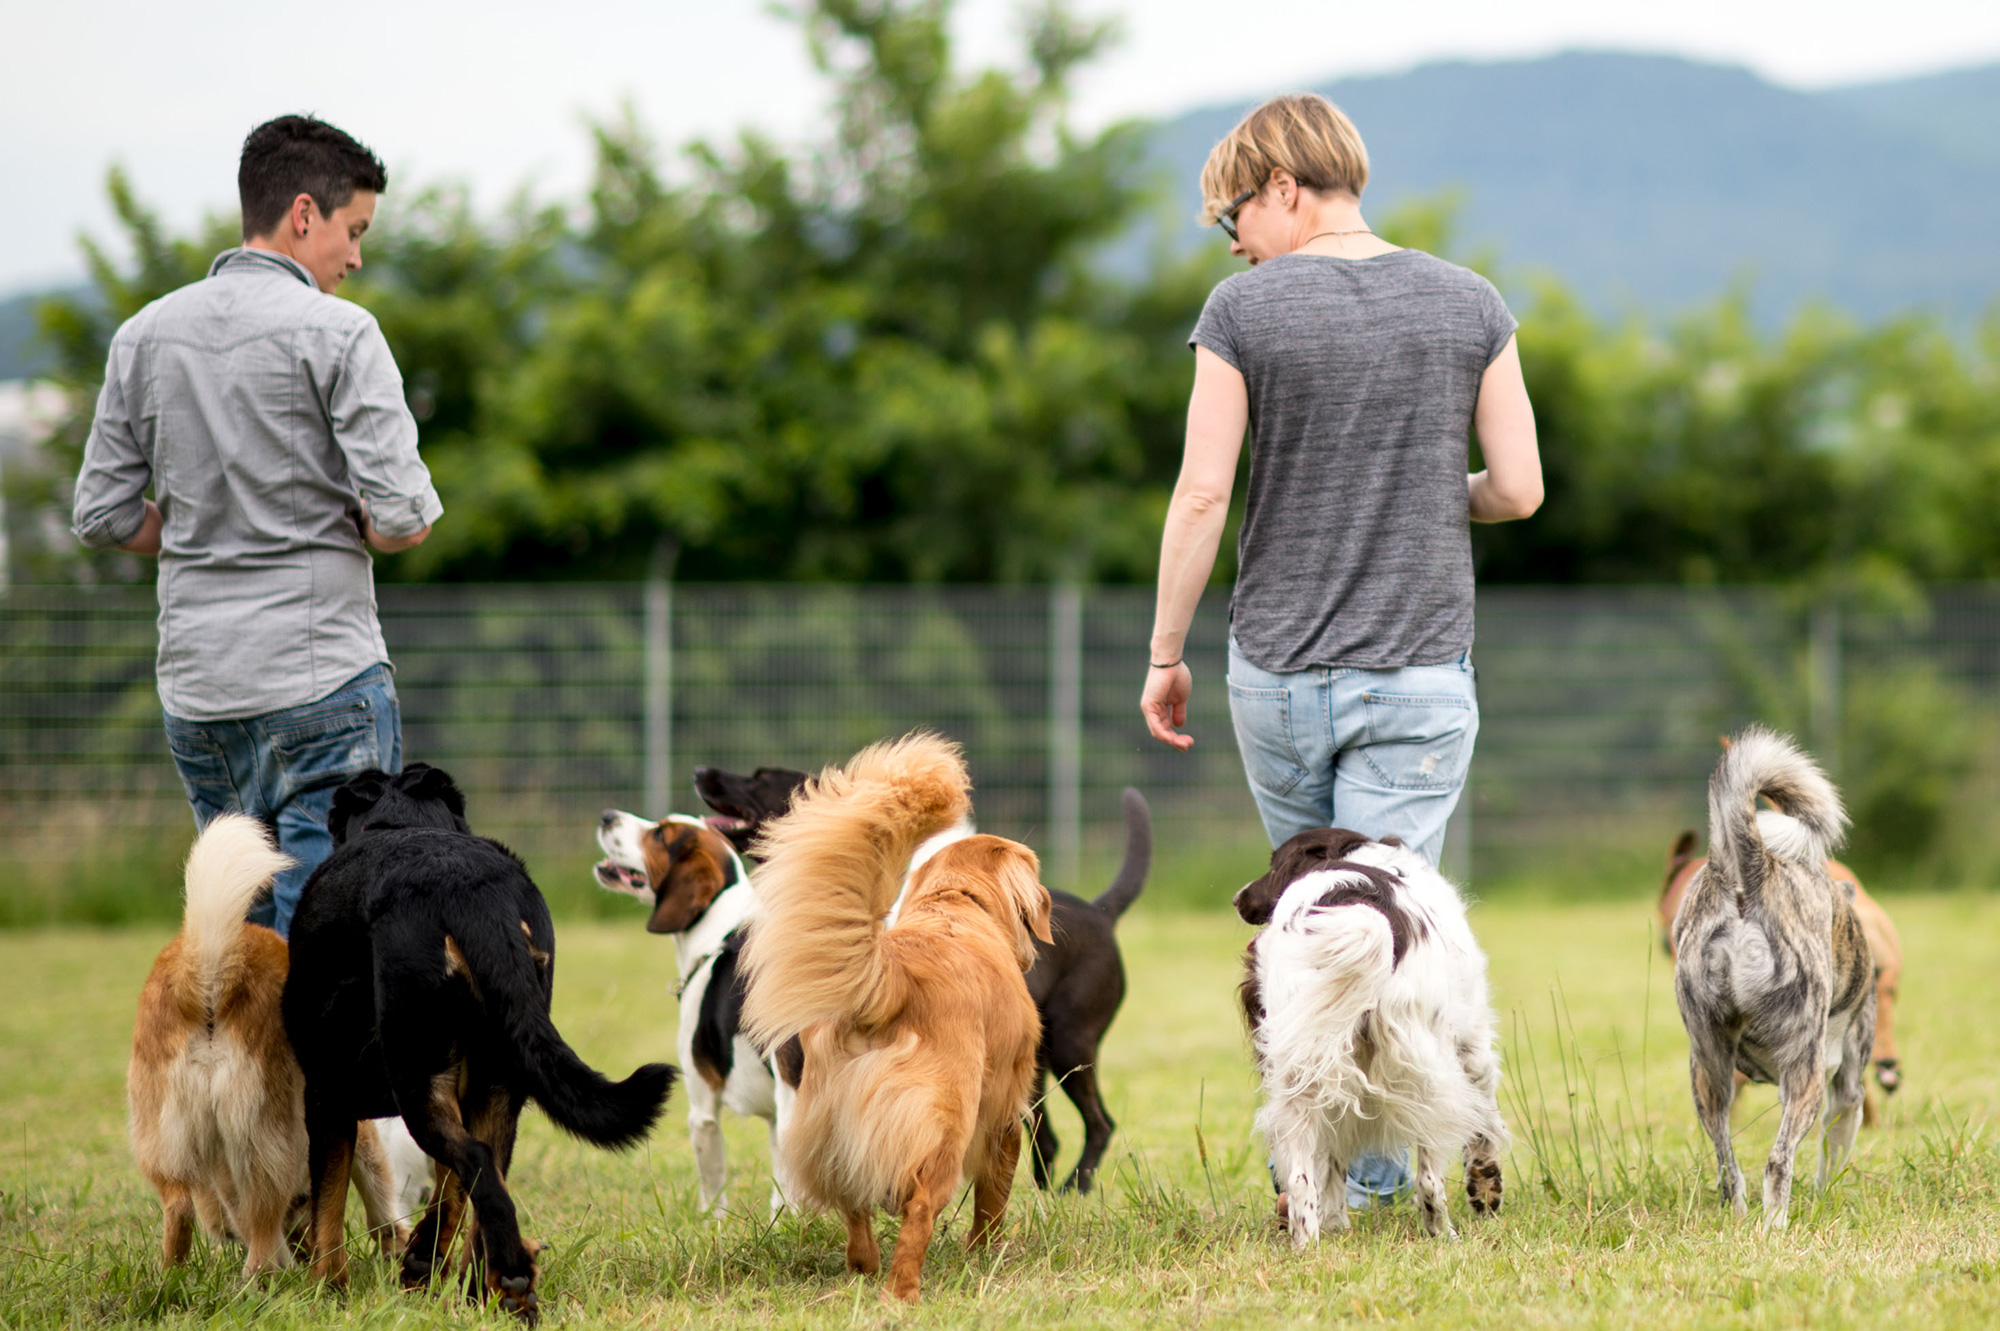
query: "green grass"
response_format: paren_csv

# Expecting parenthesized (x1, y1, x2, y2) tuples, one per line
(2, 894, 1997, 1328)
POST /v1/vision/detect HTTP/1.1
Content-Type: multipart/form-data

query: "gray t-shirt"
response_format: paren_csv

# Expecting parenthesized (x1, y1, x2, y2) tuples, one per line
(72, 249, 442, 721)
(1190, 249, 1516, 672)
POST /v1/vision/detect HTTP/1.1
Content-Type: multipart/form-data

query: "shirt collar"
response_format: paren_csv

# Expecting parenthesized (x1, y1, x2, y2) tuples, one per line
(208, 247, 318, 289)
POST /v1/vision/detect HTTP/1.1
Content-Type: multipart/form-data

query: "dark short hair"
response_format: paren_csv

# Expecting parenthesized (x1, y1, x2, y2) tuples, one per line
(238, 115, 388, 239)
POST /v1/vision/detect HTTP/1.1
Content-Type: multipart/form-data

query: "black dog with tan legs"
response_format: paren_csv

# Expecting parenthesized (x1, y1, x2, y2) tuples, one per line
(283, 765, 674, 1321)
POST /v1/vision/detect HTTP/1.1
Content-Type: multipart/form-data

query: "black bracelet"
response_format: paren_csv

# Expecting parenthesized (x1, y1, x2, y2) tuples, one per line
(1149, 657, 1183, 670)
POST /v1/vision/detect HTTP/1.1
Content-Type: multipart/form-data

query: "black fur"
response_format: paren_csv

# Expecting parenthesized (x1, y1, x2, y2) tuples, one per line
(695, 764, 1151, 1193)
(285, 766, 674, 1314)
(690, 931, 750, 1087)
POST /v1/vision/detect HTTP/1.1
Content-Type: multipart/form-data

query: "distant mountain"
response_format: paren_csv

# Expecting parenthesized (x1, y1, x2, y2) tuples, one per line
(1143, 52, 2000, 323)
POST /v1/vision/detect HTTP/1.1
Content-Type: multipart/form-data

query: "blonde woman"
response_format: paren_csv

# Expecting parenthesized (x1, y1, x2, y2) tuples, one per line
(1140, 94, 1542, 1209)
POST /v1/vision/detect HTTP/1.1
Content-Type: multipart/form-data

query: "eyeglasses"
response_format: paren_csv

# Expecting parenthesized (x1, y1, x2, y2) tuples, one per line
(1216, 188, 1256, 242)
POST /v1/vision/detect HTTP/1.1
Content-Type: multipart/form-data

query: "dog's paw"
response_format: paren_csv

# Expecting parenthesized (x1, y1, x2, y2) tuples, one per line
(1465, 1158, 1504, 1216)
(492, 1272, 539, 1325)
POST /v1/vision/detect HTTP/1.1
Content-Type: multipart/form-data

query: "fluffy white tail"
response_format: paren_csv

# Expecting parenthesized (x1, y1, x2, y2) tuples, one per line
(740, 733, 971, 1045)
(1255, 894, 1398, 1115)
(1709, 726, 1846, 888)
(179, 815, 292, 1017)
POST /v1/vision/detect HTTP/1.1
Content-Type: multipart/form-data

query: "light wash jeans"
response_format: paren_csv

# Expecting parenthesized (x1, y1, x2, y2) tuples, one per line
(162, 664, 403, 937)
(1227, 636, 1478, 1207)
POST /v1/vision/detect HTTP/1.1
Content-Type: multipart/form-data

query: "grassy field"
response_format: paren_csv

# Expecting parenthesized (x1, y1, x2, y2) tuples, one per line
(2, 893, 1996, 1328)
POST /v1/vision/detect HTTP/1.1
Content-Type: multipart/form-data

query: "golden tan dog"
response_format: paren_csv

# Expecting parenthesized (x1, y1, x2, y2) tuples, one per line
(740, 734, 1051, 1304)
(129, 814, 403, 1278)
(1660, 829, 1904, 1121)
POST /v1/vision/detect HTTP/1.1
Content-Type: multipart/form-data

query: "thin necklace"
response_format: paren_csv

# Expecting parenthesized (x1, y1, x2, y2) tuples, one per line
(1303, 226, 1372, 245)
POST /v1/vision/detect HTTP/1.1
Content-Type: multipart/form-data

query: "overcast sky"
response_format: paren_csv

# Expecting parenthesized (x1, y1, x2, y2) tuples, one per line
(7, 0, 2000, 296)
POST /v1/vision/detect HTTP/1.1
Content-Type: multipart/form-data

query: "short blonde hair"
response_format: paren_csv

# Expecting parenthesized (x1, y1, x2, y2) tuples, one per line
(1198, 94, 1369, 225)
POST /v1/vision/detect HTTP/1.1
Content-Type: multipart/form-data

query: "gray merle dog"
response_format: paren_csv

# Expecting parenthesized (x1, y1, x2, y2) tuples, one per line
(1672, 726, 1874, 1231)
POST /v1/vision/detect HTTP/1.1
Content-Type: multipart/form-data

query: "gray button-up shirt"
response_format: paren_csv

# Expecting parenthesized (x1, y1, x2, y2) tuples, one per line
(72, 248, 443, 720)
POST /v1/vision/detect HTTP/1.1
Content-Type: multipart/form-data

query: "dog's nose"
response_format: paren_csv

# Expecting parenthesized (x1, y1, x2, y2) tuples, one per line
(600, 809, 619, 828)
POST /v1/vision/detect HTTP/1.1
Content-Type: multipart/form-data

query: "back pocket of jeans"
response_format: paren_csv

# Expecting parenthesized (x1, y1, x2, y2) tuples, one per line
(270, 699, 380, 794)
(1227, 681, 1309, 796)
(1359, 691, 1474, 791)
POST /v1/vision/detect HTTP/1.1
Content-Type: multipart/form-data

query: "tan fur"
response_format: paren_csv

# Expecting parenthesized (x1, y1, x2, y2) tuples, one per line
(129, 815, 407, 1280)
(1658, 833, 1905, 1118)
(739, 734, 1050, 1303)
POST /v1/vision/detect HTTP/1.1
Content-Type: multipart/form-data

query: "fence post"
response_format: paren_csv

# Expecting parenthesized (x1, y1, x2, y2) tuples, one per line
(1048, 582, 1083, 891)
(1810, 598, 1841, 776)
(644, 537, 678, 816)
(1443, 774, 1472, 884)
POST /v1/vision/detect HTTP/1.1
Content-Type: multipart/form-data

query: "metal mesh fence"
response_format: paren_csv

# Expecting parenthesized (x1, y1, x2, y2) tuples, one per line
(5, 582, 1999, 914)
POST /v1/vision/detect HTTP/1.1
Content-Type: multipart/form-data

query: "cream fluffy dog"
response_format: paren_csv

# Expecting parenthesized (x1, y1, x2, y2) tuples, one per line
(128, 815, 404, 1277)
(740, 734, 1051, 1304)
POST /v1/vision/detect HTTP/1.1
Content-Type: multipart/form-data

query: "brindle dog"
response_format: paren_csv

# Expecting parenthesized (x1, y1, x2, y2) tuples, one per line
(1672, 728, 1874, 1231)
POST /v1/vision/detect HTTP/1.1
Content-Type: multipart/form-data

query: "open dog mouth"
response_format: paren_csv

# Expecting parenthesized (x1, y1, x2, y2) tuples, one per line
(595, 859, 650, 893)
(702, 815, 750, 835)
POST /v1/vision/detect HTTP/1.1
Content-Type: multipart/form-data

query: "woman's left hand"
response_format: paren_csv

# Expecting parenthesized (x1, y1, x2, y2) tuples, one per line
(1141, 662, 1195, 751)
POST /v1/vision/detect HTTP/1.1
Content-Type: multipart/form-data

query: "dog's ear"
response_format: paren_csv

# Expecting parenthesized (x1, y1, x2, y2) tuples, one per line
(1234, 874, 1281, 926)
(401, 763, 468, 820)
(645, 826, 731, 935)
(329, 770, 392, 845)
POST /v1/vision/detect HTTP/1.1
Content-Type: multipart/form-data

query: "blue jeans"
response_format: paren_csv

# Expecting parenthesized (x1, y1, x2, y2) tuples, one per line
(1226, 637, 1477, 862)
(1228, 637, 1478, 1205)
(162, 664, 402, 937)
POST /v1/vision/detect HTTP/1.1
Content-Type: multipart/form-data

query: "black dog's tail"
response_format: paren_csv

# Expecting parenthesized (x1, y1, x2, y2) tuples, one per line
(445, 901, 675, 1150)
(1091, 787, 1152, 921)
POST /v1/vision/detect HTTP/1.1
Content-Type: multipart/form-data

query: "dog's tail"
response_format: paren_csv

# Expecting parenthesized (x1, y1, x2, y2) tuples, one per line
(1709, 725, 1846, 896)
(178, 814, 292, 1016)
(1091, 787, 1152, 921)
(438, 901, 675, 1150)
(740, 732, 971, 1045)
(1253, 878, 1399, 1114)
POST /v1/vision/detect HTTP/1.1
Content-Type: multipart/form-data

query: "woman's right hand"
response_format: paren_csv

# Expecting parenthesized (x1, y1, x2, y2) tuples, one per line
(1141, 662, 1195, 751)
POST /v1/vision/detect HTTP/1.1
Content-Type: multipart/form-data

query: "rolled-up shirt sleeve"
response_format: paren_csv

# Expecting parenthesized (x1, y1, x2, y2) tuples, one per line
(71, 345, 152, 549)
(330, 316, 443, 539)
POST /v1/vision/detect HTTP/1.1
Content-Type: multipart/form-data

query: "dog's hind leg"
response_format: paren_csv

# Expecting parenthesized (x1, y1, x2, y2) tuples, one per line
(1820, 1004, 1873, 1190)
(1027, 1062, 1059, 1191)
(686, 1076, 729, 1216)
(1464, 1136, 1504, 1218)
(968, 1118, 1023, 1249)
(302, 1099, 358, 1287)
(884, 1147, 958, 1303)
(1051, 1042, 1117, 1195)
(351, 1120, 409, 1258)
(1265, 1099, 1325, 1247)
(768, 1075, 798, 1217)
(1689, 1045, 1746, 1217)
(1456, 1036, 1506, 1217)
(1414, 1143, 1457, 1240)
(236, 1171, 297, 1278)
(395, 1069, 539, 1321)
(157, 1182, 197, 1267)
(1762, 1055, 1827, 1233)
(842, 1211, 881, 1276)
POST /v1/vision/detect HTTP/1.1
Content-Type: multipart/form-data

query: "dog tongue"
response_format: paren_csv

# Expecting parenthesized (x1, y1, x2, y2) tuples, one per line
(703, 815, 748, 834)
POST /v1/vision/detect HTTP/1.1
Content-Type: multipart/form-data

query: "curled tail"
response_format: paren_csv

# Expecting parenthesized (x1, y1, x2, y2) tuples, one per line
(740, 732, 971, 1045)
(1708, 725, 1846, 896)
(179, 814, 292, 1016)
(1091, 787, 1152, 921)
(439, 901, 674, 1150)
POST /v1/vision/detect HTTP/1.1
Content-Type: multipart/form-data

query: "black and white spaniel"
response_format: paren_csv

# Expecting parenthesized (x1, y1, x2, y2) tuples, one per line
(1236, 828, 1507, 1245)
